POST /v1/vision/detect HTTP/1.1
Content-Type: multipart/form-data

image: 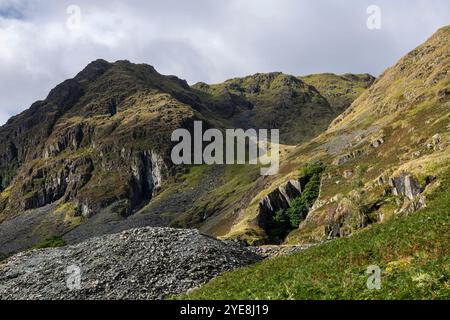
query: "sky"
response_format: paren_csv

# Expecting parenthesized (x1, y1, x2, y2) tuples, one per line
(0, 0, 449, 125)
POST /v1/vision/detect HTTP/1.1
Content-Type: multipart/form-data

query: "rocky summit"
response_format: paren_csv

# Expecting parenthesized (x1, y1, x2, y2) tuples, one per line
(0, 227, 262, 300)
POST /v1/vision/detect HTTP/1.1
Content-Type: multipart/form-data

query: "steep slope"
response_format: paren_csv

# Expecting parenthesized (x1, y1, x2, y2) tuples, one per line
(182, 167, 450, 299)
(0, 59, 206, 217)
(223, 25, 450, 245)
(183, 73, 374, 238)
(0, 60, 218, 254)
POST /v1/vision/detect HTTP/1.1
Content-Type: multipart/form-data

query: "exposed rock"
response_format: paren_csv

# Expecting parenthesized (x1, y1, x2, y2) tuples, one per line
(257, 179, 304, 229)
(432, 134, 441, 144)
(371, 137, 385, 148)
(431, 134, 442, 150)
(397, 195, 427, 215)
(333, 155, 351, 166)
(343, 170, 353, 178)
(279, 180, 303, 206)
(389, 172, 424, 200)
(326, 219, 344, 239)
(0, 227, 262, 300)
(333, 149, 365, 166)
(412, 151, 421, 158)
(129, 150, 164, 212)
(247, 244, 315, 258)
(20, 157, 94, 211)
(375, 174, 389, 186)
(437, 87, 450, 102)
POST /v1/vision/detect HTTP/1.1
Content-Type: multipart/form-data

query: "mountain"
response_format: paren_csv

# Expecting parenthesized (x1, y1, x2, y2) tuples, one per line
(182, 25, 450, 300)
(0, 24, 448, 301)
(0, 59, 371, 256)
(222, 25, 450, 245)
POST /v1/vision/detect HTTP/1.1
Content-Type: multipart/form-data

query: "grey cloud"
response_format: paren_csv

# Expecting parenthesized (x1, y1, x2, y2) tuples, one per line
(0, 0, 449, 124)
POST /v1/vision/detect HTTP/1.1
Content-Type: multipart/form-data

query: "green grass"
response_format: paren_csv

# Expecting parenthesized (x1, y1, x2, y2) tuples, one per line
(34, 236, 67, 249)
(179, 169, 450, 300)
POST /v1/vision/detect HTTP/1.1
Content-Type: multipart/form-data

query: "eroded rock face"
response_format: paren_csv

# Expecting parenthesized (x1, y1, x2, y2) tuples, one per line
(257, 179, 305, 229)
(129, 150, 164, 212)
(0, 227, 262, 300)
(19, 157, 94, 211)
(389, 172, 424, 200)
(11, 145, 167, 219)
(0, 60, 200, 221)
(398, 195, 427, 215)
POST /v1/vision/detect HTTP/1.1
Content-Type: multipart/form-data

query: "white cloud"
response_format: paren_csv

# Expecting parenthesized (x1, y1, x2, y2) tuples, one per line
(0, 0, 449, 125)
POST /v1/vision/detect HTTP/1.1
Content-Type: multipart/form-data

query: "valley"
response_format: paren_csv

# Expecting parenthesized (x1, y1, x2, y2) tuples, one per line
(0, 24, 449, 301)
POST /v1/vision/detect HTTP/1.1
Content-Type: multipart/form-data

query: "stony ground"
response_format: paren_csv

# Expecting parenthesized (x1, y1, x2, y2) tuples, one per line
(0, 227, 262, 300)
(247, 244, 316, 258)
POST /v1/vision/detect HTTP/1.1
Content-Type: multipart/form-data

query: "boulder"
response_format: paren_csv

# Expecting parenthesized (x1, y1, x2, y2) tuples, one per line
(371, 137, 385, 148)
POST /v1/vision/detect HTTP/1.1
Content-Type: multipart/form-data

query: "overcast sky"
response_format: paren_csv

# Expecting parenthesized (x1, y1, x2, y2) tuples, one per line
(0, 0, 449, 125)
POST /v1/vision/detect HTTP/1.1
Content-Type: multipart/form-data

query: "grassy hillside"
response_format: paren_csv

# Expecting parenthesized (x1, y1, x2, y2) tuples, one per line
(193, 72, 335, 145)
(180, 167, 450, 300)
(222, 25, 450, 245)
(300, 73, 375, 114)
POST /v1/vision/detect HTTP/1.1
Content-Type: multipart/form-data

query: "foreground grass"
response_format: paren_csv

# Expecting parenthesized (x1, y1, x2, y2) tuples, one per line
(180, 171, 450, 300)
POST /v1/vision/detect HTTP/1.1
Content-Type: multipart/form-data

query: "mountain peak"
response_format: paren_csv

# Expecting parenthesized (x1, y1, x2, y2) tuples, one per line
(74, 59, 112, 82)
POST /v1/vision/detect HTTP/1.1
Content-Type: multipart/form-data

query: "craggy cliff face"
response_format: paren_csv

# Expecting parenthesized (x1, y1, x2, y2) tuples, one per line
(0, 60, 198, 220)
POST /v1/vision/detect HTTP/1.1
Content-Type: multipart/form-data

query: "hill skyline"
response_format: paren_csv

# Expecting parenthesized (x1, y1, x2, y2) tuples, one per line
(1, 0, 450, 124)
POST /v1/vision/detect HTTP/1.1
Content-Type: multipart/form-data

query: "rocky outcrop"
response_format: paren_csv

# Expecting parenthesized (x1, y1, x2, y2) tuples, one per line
(43, 123, 92, 159)
(333, 149, 365, 166)
(129, 150, 164, 212)
(0, 227, 262, 300)
(389, 172, 424, 200)
(257, 179, 305, 229)
(17, 157, 94, 211)
(9, 146, 166, 219)
(74, 148, 167, 218)
(247, 244, 316, 258)
(371, 137, 385, 148)
(397, 195, 427, 215)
